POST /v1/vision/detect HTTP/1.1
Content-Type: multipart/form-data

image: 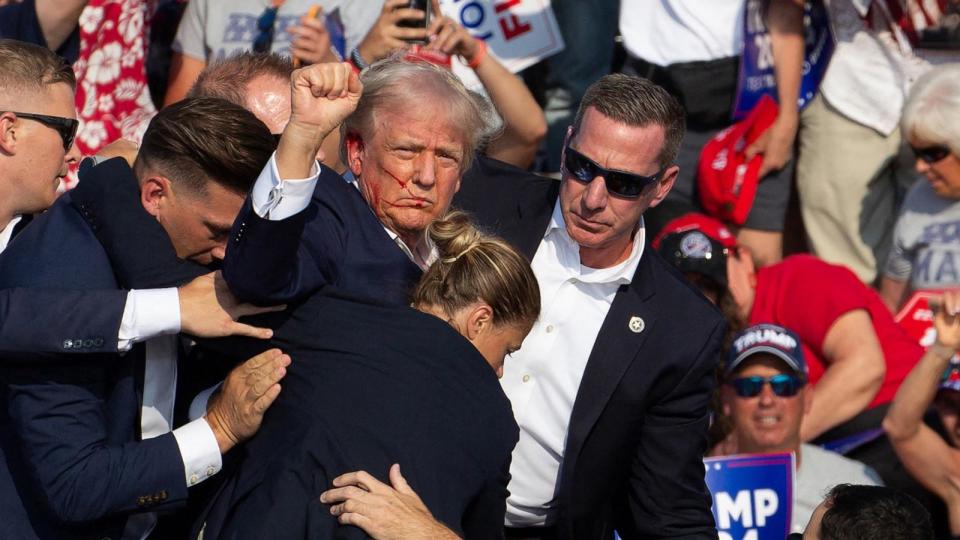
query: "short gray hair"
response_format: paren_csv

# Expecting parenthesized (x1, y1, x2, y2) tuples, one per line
(340, 54, 501, 171)
(902, 63, 960, 156)
(573, 73, 685, 168)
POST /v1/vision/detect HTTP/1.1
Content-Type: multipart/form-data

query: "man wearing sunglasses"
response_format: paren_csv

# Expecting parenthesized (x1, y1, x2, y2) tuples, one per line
(0, 39, 81, 255)
(719, 323, 882, 534)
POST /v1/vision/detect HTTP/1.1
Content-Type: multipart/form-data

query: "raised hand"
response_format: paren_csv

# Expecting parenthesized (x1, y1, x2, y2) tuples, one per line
(934, 290, 960, 353)
(288, 9, 339, 67)
(178, 272, 285, 340)
(356, 0, 430, 64)
(205, 348, 291, 453)
(278, 61, 362, 178)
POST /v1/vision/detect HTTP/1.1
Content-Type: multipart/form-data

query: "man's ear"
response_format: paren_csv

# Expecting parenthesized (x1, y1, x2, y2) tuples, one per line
(0, 112, 19, 154)
(464, 303, 494, 342)
(345, 132, 365, 177)
(647, 164, 680, 209)
(140, 175, 172, 218)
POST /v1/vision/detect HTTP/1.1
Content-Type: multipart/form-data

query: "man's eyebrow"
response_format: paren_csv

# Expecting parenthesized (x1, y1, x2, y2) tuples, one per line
(204, 219, 233, 234)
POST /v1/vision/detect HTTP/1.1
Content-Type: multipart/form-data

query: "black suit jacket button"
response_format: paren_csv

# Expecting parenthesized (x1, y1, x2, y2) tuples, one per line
(136, 496, 146, 506)
(94, 338, 104, 347)
(82, 339, 94, 348)
(62, 339, 73, 349)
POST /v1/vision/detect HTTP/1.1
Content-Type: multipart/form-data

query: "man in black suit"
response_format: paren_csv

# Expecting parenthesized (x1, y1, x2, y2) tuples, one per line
(0, 98, 291, 540)
(324, 74, 725, 539)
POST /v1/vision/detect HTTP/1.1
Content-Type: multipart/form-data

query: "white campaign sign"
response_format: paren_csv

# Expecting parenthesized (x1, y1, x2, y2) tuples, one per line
(439, 0, 565, 89)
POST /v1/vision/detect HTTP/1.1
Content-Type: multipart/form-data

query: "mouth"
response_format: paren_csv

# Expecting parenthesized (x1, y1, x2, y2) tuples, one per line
(754, 414, 781, 427)
(390, 197, 432, 209)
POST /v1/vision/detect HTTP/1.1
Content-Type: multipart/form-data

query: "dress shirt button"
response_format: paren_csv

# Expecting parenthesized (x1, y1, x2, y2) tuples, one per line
(189, 474, 199, 486)
(545, 324, 555, 333)
(206, 466, 216, 477)
(522, 374, 531, 383)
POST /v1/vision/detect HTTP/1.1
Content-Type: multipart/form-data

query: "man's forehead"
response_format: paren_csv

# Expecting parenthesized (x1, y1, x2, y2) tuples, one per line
(0, 82, 76, 117)
(571, 108, 665, 171)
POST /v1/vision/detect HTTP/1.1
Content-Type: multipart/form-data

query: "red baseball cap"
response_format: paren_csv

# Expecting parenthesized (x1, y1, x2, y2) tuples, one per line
(653, 212, 737, 288)
(697, 94, 779, 226)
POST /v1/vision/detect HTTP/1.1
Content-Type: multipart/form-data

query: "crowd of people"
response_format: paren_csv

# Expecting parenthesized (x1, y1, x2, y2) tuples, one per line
(2, 0, 960, 539)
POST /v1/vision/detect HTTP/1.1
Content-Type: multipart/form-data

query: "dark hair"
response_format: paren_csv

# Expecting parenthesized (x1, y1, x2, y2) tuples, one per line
(134, 97, 274, 196)
(819, 484, 933, 540)
(0, 39, 76, 93)
(412, 211, 539, 329)
(188, 51, 293, 107)
(572, 73, 685, 168)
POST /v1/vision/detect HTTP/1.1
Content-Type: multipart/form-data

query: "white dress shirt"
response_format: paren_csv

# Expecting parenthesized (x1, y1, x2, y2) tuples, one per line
(619, 0, 745, 66)
(249, 154, 436, 268)
(0, 215, 22, 254)
(501, 202, 645, 527)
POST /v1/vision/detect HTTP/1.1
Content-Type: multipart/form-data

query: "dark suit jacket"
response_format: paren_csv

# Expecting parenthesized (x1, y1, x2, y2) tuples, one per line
(196, 290, 519, 539)
(454, 156, 724, 540)
(222, 167, 421, 306)
(0, 160, 197, 539)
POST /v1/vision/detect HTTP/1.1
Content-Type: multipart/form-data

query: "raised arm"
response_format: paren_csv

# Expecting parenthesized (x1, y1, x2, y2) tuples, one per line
(425, 6, 545, 169)
(884, 291, 960, 505)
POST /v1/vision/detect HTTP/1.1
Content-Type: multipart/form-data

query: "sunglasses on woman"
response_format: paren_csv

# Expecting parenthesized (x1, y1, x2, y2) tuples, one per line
(5, 112, 79, 151)
(562, 145, 665, 199)
(911, 144, 952, 164)
(727, 374, 805, 398)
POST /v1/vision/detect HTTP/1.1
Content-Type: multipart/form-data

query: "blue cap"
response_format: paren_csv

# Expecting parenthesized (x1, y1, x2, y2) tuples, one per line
(727, 323, 806, 378)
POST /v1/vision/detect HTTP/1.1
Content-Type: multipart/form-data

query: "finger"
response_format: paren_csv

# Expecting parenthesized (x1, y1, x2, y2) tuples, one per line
(346, 67, 363, 96)
(244, 348, 284, 369)
(337, 512, 375, 531)
(432, 25, 456, 53)
(389, 463, 414, 495)
(252, 382, 282, 413)
(382, 0, 409, 14)
(319, 485, 366, 504)
(226, 321, 274, 340)
(331, 470, 381, 491)
(431, 0, 442, 18)
(392, 26, 430, 41)
(300, 12, 326, 30)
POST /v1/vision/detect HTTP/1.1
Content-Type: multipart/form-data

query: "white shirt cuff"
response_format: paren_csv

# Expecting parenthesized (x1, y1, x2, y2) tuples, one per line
(173, 418, 223, 488)
(250, 151, 321, 220)
(117, 288, 181, 352)
(188, 383, 222, 421)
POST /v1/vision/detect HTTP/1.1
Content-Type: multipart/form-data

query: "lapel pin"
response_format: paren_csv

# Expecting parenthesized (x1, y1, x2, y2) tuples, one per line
(628, 316, 645, 334)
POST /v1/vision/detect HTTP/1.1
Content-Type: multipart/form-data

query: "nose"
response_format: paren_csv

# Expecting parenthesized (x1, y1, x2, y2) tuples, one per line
(582, 175, 608, 210)
(210, 243, 227, 262)
(757, 382, 777, 406)
(414, 153, 437, 188)
(916, 156, 931, 175)
(65, 140, 81, 165)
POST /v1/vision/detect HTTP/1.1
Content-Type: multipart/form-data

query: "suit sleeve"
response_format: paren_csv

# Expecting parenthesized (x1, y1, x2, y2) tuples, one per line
(222, 184, 348, 305)
(621, 320, 724, 540)
(4, 358, 189, 523)
(460, 457, 510, 540)
(0, 288, 126, 358)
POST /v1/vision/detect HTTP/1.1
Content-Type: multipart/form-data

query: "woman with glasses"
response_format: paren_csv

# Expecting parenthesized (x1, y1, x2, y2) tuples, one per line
(881, 64, 960, 313)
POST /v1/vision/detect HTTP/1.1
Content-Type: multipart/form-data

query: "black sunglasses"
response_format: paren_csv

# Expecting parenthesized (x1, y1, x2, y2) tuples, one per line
(912, 144, 952, 164)
(727, 374, 805, 398)
(562, 145, 665, 199)
(7, 111, 78, 151)
(253, 4, 281, 53)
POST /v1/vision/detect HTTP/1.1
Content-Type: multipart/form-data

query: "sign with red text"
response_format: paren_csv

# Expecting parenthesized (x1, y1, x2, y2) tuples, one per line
(896, 290, 951, 347)
(440, 0, 564, 88)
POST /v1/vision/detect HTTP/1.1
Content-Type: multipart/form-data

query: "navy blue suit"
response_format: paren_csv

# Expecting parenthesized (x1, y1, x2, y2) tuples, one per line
(222, 168, 421, 306)
(0, 160, 198, 539)
(195, 290, 518, 539)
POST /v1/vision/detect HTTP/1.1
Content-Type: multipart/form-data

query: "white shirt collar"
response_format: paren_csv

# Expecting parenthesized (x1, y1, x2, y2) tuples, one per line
(0, 215, 23, 254)
(545, 200, 645, 285)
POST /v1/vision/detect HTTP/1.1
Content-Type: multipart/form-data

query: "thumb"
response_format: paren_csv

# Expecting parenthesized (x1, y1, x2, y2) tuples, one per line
(346, 67, 363, 97)
(389, 463, 414, 494)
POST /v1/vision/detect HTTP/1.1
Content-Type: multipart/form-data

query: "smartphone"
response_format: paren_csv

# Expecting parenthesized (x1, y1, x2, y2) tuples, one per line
(396, 0, 431, 44)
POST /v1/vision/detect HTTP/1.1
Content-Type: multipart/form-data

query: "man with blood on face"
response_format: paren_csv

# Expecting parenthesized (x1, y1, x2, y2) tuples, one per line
(222, 56, 499, 306)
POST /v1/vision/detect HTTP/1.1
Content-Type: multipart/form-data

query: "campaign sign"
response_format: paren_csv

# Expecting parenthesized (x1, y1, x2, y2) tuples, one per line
(732, 0, 834, 120)
(895, 289, 960, 349)
(440, 0, 564, 89)
(705, 453, 794, 540)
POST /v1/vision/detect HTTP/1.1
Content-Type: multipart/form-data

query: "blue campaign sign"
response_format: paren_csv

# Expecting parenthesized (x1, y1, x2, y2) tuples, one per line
(705, 453, 795, 540)
(733, 0, 834, 120)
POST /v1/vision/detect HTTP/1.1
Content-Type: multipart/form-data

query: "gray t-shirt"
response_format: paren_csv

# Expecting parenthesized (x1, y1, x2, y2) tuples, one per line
(172, 0, 381, 61)
(885, 180, 960, 290)
(793, 444, 883, 533)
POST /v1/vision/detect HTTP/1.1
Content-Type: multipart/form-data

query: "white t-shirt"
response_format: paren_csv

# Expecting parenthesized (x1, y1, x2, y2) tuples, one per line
(173, 0, 381, 61)
(619, 0, 745, 66)
(793, 444, 883, 533)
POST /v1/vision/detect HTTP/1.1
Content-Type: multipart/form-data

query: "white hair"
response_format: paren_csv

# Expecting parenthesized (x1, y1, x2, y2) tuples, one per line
(901, 63, 960, 155)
